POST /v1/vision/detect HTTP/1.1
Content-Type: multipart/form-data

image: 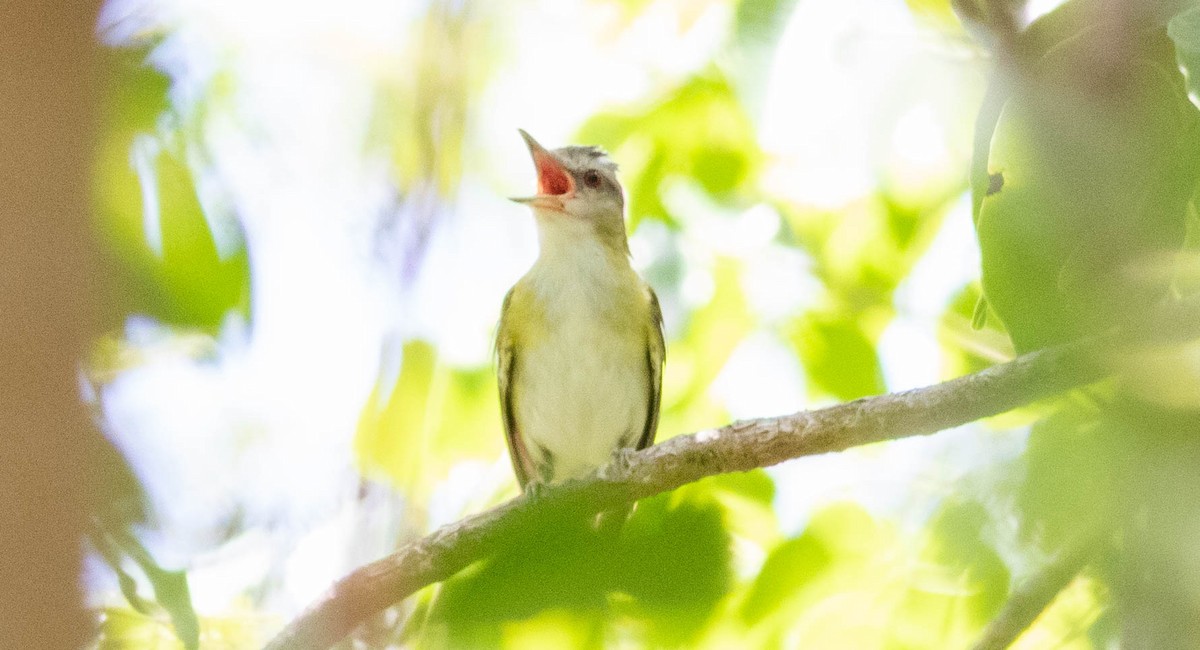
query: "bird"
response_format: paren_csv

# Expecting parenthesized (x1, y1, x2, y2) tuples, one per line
(496, 129, 664, 491)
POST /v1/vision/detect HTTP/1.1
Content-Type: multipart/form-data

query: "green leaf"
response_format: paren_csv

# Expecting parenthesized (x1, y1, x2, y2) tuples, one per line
(912, 500, 1009, 622)
(428, 491, 731, 648)
(356, 342, 505, 500)
(698, 468, 775, 506)
(577, 72, 760, 228)
(429, 512, 608, 649)
(662, 257, 755, 434)
(734, 0, 799, 46)
(740, 504, 878, 626)
(93, 47, 249, 332)
(145, 568, 199, 650)
(940, 284, 1011, 380)
(978, 30, 1200, 351)
(789, 309, 886, 400)
(970, 295, 988, 330)
(1169, 4, 1200, 104)
(739, 533, 833, 626)
(905, 0, 968, 34)
(970, 0, 1166, 229)
(94, 135, 249, 331)
(614, 491, 733, 644)
(1018, 402, 1127, 546)
(91, 525, 200, 650)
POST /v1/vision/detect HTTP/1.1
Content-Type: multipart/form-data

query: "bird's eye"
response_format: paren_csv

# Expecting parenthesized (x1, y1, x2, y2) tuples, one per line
(583, 170, 602, 189)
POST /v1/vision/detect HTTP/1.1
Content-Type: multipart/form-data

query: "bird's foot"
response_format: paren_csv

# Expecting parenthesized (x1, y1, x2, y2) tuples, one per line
(600, 447, 637, 481)
(522, 478, 549, 502)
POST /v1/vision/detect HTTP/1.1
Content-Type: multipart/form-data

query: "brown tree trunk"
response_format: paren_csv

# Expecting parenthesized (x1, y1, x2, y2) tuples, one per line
(0, 1, 102, 647)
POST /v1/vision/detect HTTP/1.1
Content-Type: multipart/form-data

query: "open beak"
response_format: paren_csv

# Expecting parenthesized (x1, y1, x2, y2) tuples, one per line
(509, 129, 574, 212)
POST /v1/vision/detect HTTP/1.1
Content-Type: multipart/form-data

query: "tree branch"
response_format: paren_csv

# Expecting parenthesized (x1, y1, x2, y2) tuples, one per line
(265, 338, 1115, 650)
(264, 296, 1200, 650)
(970, 533, 1103, 650)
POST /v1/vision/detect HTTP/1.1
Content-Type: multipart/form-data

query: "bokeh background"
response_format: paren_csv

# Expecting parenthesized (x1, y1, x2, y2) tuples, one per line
(5, 0, 1195, 647)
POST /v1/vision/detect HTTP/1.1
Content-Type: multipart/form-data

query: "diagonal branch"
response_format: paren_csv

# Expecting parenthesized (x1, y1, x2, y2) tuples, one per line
(264, 297, 1200, 650)
(970, 532, 1104, 650)
(265, 338, 1115, 650)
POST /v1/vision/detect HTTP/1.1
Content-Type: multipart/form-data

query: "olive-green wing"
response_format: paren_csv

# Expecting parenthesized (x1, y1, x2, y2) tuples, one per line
(636, 286, 665, 450)
(496, 288, 536, 488)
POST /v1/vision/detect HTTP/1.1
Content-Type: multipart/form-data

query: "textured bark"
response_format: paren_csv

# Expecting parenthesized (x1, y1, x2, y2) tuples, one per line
(265, 337, 1121, 650)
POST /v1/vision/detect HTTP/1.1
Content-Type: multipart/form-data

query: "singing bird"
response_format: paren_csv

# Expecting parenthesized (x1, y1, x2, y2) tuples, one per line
(497, 130, 664, 489)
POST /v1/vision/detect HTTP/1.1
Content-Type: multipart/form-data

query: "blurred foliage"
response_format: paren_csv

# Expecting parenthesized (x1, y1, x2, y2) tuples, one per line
(578, 71, 762, 229)
(369, 2, 497, 199)
(777, 191, 960, 400)
(978, 28, 1200, 352)
(88, 0, 1200, 647)
(660, 258, 756, 433)
(427, 489, 731, 648)
(357, 340, 504, 501)
(1017, 396, 1129, 547)
(91, 524, 200, 650)
(94, 604, 266, 649)
(94, 46, 249, 333)
(971, 1, 1200, 647)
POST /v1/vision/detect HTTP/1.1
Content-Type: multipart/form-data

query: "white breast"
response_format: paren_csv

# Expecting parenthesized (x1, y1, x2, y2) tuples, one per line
(513, 237, 650, 482)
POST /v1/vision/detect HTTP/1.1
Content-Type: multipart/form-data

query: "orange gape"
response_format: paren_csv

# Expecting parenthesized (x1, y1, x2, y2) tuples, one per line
(534, 150, 574, 196)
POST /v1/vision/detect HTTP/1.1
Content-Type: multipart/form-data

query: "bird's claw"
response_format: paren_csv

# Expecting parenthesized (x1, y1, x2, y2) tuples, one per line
(523, 478, 549, 502)
(600, 447, 637, 480)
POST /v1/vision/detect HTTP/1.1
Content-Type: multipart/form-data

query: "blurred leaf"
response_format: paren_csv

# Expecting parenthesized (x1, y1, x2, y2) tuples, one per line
(673, 470, 780, 547)
(1169, 3, 1200, 105)
(356, 341, 504, 499)
(698, 467, 775, 506)
(1111, 405, 1200, 645)
(578, 72, 760, 229)
(98, 608, 182, 649)
(740, 504, 879, 627)
(925, 501, 1009, 617)
(971, 0, 1158, 230)
(795, 195, 961, 397)
(780, 191, 952, 327)
(499, 610, 602, 650)
(1018, 401, 1128, 546)
(369, 3, 497, 198)
(1014, 0, 1112, 62)
(93, 135, 249, 331)
(788, 308, 885, 400)
(739, 529, 834, 626)
(663, 257, 754, 434)
(939, 284, 1013, 379)
(97, 605, 261, 649)
(429, 512, 608, 649)
(94, 47, 248, 332)
(92, 525, 200, 649)
(147, 569, 200, 650)
(614, 491, 733, 644)
(890, 500, 1009, 647)
(978, 30, 1200, 351)
(357, 340, 434, 488)
(906, 0, 968, 34)
(99, 45, 171, 135)
(428, 490, 731, 649)
(734, 0, 800, 46)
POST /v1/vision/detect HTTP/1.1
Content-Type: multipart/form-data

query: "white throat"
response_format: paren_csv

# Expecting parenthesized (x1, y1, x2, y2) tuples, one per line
(530, 211, 631, 292)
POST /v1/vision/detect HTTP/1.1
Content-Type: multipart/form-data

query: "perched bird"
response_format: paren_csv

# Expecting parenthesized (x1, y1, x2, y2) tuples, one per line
(496, 130, 664, 490)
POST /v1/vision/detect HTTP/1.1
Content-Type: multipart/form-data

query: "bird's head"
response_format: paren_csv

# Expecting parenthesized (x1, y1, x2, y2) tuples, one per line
(510, 129, 628, 253)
